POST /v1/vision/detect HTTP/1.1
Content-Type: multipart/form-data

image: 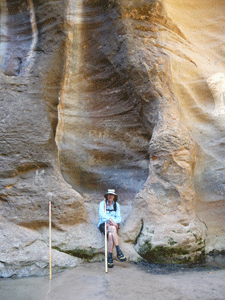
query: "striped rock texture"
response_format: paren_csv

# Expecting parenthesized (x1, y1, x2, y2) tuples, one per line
(0, 0, 224, 276)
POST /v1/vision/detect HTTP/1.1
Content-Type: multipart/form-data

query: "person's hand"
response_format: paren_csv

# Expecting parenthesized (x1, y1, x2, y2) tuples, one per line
(109, 219, 118, 229)
(114, 223, 119, 230)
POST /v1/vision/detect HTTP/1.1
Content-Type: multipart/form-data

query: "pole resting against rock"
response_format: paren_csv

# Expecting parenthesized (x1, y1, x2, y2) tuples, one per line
(49, 201, 52, 280)
(105, 202, 108, 273)
(47, 193, 53, 280)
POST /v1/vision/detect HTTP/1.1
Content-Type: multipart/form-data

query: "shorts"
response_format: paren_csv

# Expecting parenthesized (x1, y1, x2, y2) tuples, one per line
(98, 223, 120, 235)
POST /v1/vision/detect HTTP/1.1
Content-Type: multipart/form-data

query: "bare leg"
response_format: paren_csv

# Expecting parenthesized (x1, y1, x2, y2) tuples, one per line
(106, 230, 114, 268)
(107, 225, 119, 252)
(107, 224, 126, 265)
(108, 232, 114, 253)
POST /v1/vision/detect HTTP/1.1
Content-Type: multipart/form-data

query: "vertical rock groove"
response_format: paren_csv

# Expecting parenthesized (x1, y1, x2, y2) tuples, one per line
(56, 0, 151, 195)
(0, 0, 8, 68)
(24, 0, 38, 74)
(3, 0, 34, 75)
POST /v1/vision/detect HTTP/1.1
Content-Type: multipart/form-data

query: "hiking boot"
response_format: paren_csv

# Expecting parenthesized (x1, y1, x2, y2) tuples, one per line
(108, 252, 114, 268)
(116, 248, 127, 262)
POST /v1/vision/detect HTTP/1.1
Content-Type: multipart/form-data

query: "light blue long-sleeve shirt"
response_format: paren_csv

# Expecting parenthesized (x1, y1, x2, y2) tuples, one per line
(98, 200, 121, 227)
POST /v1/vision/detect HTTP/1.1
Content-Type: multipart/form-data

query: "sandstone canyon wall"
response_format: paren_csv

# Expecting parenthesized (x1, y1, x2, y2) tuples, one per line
(0, 0, 224, 277)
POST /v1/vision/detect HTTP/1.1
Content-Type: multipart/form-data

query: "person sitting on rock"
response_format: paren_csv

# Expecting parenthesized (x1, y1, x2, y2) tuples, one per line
(98, 189, 127, 268)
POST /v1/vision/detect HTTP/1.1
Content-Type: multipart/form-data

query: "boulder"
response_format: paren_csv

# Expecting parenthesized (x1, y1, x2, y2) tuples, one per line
(0, 221, 80, 277)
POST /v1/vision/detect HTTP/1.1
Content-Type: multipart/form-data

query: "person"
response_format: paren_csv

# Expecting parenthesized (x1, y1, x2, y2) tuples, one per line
(98, 189, 127, 268)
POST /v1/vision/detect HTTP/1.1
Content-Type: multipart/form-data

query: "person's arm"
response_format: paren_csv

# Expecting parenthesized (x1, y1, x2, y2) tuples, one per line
(110, 203, 121, 226)
(98, 201, 110, 223)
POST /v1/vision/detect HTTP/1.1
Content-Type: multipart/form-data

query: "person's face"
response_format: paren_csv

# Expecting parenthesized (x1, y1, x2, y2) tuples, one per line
(107, 194, 115, 203)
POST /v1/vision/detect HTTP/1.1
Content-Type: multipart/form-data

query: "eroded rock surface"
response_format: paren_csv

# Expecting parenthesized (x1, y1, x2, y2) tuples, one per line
(0, 0, 224, 277)
(0, 0, 97, 277)
(56, 0, 151, 195)
(162, 0, 225, 254)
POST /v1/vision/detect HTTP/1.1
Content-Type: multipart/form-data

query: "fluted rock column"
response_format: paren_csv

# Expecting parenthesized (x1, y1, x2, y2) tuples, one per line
(120, 0, 206, 262)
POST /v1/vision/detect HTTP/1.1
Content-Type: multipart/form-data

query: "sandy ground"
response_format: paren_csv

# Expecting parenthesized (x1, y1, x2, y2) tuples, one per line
(1, 261, 225, 300)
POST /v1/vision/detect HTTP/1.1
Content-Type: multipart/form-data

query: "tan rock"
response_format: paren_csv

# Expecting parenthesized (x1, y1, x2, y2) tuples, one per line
(162, 0, 225, 252)
(0, 0, 224, 276)
(0, 221, 80, 277)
